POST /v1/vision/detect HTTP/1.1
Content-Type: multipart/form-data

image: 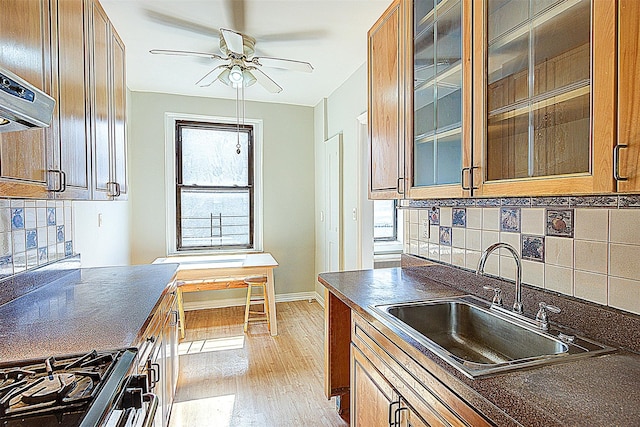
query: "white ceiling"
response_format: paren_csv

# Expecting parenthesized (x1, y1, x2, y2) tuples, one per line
(100, 0, 391, 107)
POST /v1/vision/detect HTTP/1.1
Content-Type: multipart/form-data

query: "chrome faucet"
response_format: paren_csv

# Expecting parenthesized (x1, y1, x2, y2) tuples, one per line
(476, 243, 523, 314)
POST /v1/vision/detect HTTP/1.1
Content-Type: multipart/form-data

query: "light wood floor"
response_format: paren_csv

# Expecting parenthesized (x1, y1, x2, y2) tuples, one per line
(168, 300, 349, 427)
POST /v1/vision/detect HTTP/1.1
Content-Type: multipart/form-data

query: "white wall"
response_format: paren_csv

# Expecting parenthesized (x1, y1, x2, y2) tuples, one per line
(128, 91, 316, 300)
(72, 200, 131, 267)
(314, 63, 369, 298)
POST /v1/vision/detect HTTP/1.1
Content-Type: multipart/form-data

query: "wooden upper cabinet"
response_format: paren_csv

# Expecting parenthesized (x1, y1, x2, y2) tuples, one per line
(0, 0, 54, 198)
(406, 0, 473, 199)
(368, 0, 406, 200)
(89, 0, 127, 200)
(52, 0, 92, 199)
(90, 0, 112, 199)
(617, 0, 640, 192)
(472, 0, 615, 196)
(111, 29, 127, 197)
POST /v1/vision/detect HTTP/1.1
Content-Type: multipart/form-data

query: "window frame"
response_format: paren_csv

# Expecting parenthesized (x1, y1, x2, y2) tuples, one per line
(373, 200, 399, 242)
(164, 112, 263, 255)
(175, 120, 254, 251)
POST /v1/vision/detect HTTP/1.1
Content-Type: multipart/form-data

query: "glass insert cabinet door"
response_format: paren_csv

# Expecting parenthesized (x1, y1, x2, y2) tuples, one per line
(485, 0, 591, 181)
(413, 0, 463, 188)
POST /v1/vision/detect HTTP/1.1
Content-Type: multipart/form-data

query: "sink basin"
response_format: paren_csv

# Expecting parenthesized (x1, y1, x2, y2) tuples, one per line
(372, 296, 615, 378)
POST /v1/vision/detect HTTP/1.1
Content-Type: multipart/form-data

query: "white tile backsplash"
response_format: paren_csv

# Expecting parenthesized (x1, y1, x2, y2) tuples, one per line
(522, 259, 545, 288)
(440, 207, 452, 227)
(482, 208, 500, 231)
(405, 199, 640, 316)
(609, 276, 640, 315)
(545, 264, 573, 295)
(545, 236, 574, 268)
(574, 240, 608, 274)
(575, 209, 608, 241)
(574, 270, 608, 305)
(609, 209, 640, 245)
(609, 244, 640, 281)
(521, 208, 546, 235)
(466, 208, 482, 229)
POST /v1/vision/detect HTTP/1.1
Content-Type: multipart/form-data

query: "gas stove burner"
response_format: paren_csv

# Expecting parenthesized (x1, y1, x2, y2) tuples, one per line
(0, 349, 134, 426)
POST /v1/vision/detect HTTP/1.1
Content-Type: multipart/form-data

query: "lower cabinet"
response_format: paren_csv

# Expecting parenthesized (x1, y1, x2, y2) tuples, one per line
(350, 311, 492, 427)
(138, 290, 179, 427)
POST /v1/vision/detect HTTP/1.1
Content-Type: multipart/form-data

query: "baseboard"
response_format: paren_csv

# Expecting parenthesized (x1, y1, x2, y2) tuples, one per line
(183, 291, 318, 311)
(314, 291, 325, 308)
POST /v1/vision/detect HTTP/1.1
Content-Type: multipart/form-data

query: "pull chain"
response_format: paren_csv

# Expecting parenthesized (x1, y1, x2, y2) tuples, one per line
(236, 84, 241, 154)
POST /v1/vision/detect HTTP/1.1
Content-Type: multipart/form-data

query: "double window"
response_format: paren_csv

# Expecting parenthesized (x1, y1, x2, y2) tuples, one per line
(175, 120, 254, 251)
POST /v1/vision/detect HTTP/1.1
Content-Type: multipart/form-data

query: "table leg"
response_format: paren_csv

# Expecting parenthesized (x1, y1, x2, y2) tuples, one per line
(266, 268, 277, 335)
(177, 287, 186, 339)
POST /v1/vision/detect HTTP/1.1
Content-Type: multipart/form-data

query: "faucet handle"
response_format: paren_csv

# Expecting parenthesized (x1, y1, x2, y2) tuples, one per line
(483, 285, 503, 307)
(536, 302, 561, 331)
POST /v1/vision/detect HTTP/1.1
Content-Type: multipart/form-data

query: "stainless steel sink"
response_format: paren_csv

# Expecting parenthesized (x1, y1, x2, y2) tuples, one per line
(372, 295, 615, 378)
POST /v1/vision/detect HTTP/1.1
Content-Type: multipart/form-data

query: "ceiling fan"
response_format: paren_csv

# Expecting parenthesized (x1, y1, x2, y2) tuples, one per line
(150, 27, 314, 94)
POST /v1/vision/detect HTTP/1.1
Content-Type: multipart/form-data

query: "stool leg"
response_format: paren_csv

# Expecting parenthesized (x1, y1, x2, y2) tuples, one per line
(177, 288, 186, 339)
(262, 283, 271, 332)
(243, 284, 252, 333)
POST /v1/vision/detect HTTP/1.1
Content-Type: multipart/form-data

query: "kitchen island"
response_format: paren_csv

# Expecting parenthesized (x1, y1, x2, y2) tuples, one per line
(319, 263, 640, 426)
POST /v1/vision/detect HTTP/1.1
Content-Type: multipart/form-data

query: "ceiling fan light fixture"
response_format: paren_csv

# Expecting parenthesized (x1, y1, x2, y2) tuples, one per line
(229, 65, 244, 85)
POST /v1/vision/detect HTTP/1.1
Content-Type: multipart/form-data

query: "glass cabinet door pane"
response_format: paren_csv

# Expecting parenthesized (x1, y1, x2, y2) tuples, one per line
(436, 133, 462, 184)
(415, 0, 435, 35)
(415, 84, 435, 137)
(435, 1, 461, 75)
(532, 93, 590, 177)
(413, 0, 463, 189)
(487, 32, 529, 111)
(487, 0, 529, 42)
(487, 112, 529, 180)
(415, 140, 436, 186)
(436, 70, 462, 130)
(485, 0, 592, 182)
(533, 0, 590, 96)
(415, 24, 435, 84)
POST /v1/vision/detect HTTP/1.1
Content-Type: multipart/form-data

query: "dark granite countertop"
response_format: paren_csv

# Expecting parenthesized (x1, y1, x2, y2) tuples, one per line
(318, 265, 640, 427)
(0, 264, 178, 361)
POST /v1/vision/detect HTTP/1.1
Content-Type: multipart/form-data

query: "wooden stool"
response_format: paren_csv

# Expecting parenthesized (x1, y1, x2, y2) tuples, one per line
(243, 276, 270, 333)
(176, 277, 250, 338)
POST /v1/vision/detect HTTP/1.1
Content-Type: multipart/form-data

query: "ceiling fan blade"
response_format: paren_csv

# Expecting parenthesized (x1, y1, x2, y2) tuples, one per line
(196, 65, 229, 87)
(150, 49, 225, 61)
(256, 29, 328, 43)
(220, 28, 245, 56)
(248, 68, 282, 93)
(226, 0, 246, 33)
(253, 56, 314, 73)
(144, 8, 220, 38)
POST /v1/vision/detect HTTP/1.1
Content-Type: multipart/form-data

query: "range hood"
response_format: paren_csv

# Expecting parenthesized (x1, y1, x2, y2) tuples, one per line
(0, 66, 55, 133)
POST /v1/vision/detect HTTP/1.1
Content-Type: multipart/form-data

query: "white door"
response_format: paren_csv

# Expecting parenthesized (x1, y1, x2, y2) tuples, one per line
(325, 134, 342, 271)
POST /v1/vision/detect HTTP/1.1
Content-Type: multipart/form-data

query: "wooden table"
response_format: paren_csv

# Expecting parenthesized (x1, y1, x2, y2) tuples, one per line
(153, 253, 279, 336)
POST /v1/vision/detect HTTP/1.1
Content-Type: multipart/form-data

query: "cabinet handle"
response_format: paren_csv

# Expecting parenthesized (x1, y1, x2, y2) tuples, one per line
(170, 310, 179, 327)
(614, 144, 629, 181)
(47, 169, 66, 192)
(106, 181, 116, 197)
(397, 177, 404, 195)
(106, 181, 121, 197)
(388, 395, 402, 427)
(461, 166, 478, 191)
(59, 170, 66, 192)
(150, 362, 160, 388)
(394, 406, 409, 426)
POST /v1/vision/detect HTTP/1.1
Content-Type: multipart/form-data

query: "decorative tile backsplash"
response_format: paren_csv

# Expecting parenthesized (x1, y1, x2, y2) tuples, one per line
(0, 199, 73, 280)
(403, 194, 640, 316)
